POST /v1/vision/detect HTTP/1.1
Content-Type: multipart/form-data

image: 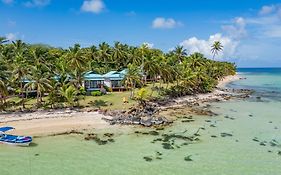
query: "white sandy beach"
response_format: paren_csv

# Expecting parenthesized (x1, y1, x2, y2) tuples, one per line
(0, 75, 240, 137)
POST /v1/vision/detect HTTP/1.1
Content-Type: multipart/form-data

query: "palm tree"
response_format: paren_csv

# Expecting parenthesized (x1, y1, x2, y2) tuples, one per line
(59, 85, 78, 108)
(0, 79, 8, 108)
(112, 42, 126, 68)
(98, 42, 112, 63)
(66, 44, 88, 89)
(123, 64, 142, 99)
(24, 65, 52, 105)
(0, 37, 8, 51)
(66, 44, 87, 70)
(139, 44, 149, 81)
(211, 41, 223, 60)
(173, 45, 187, 63)
(12, 41, 28, 109)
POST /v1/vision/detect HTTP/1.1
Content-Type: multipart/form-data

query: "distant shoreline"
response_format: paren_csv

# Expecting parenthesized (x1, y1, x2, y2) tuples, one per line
(0, 75, 241, 137)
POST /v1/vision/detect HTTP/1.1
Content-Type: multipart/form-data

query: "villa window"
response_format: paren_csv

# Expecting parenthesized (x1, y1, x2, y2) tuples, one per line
(85, 80, 104, 89)
(112, 80, 122, 88)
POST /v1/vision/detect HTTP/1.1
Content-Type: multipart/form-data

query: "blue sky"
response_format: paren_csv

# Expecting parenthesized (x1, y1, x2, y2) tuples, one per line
(1, 0, 281, 67)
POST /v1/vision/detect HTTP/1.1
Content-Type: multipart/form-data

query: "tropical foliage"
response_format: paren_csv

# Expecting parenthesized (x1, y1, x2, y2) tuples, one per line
(0, 37, 236, 111)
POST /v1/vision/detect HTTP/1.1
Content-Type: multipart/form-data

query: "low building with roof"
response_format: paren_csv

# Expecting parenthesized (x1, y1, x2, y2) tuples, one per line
(83, 71, 105, 93)
(103, 69, 127, 91)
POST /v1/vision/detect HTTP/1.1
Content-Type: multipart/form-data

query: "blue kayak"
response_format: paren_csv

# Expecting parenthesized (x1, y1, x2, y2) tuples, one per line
(0, 127, 32, 146)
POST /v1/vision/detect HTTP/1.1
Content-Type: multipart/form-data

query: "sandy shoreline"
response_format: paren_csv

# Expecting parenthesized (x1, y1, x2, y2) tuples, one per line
(0, 75, 240, 137)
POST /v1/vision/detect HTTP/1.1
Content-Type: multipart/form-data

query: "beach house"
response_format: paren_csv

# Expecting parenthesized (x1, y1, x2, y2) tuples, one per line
(103, 69, 127, 91)
(83, 69, 127, 93)
(83, 71, 105, 93)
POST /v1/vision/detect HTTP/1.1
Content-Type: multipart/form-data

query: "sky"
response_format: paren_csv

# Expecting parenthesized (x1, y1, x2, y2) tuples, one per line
(1, 0, 281, 67)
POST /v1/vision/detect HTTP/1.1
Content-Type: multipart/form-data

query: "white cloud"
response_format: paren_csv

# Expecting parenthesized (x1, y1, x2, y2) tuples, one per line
(5, 33, 17, 41)
(259, 5, 276, 15)
(152, 17, 182, 29)
(222, 17, 247, 39)
(180, 33, 238, 60)
(1, 0, 13, 4)
(24, 0, 51, 7)
(81, 0, 105, 14)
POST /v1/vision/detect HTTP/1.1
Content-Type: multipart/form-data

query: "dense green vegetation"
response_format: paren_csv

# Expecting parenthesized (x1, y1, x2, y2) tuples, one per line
(0, 37, 236, 111)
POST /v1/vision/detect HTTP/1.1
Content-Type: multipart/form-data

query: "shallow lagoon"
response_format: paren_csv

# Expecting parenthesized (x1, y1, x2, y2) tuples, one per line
(1, 69, 281, 175)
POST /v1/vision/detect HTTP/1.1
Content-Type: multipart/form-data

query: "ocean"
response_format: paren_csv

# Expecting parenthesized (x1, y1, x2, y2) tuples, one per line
(1, 68, 281, 175)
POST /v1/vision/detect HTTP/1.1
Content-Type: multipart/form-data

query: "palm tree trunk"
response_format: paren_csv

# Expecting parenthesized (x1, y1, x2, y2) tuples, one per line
(150, 78, 156, 97)
(20, 81, 25, 109)
(37, 87, 40, 105)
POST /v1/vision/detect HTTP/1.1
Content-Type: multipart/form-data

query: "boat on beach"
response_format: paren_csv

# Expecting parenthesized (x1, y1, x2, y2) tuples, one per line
(0, 127, 32, 146)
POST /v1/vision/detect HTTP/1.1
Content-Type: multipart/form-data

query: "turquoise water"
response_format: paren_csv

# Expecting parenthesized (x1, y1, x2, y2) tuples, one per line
(1, 68, 281, 175)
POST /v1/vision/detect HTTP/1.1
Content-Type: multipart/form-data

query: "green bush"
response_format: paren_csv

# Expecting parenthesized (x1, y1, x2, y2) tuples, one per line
(79, 87, 86, 95)
(91, 91, 102, 96)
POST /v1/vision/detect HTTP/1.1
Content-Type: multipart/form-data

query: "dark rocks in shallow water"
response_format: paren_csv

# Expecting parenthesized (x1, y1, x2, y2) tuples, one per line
(84, 133, 114, 145)
(103, 133, 114, 137)
(181, 142, 189, 146)
(143, 156, 153, 162)
(205, 120, 212, 123)
(182, 115, 193, 119)
(259, 141, 267, 146)
(278, 151, 281, 156)
(155, 127, 165, 131)
(162, 142, 174, 150)
(181, 119, 195, 123)
(211, 135, 217, 138)
(156, 151, 162, 156)
(210, 124, 217, 128)
(269, 139, 279, 147)
(184, 155, 193, 161)
(190, 108, 217, 116)
(34, 154, 39, 156)
(108, 138, 115, 143)
(148, 131, 159, 136)
(249, 114, 253, 117)
(274, 127, 278, 130)
(269, 121, 273, 124)
(153, 138, 163, 142)
(220, 133, 233, 137)
(84, 133, 98, 141)
(50, 130, 84, 137)
(253, 137, 259, 142)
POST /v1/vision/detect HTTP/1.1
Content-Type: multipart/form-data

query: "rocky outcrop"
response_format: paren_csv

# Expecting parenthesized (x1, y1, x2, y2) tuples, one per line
(101, 103, 172, 127)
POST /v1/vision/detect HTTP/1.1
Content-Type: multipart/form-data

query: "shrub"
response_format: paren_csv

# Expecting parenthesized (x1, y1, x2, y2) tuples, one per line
(91, 91, 102, 96)
(79, 87, 86, 95)
(88, 100, 108, 109)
